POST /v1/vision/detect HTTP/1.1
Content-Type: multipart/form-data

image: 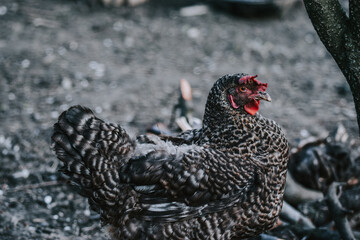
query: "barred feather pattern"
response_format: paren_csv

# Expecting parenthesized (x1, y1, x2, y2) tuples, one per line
(51, 73, 289, 240)
(51, 106, 136, 222)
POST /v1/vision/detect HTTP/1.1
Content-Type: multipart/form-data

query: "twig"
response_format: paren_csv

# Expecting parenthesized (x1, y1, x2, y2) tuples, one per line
(170, 79, 193, 129)
(326, 182, 355, 240)
(284, 172, 323, 205)
(280, 201, 315, 229)
(4, 180, 63, 193)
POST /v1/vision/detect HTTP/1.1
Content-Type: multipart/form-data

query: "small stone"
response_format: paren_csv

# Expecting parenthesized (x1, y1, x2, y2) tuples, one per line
(84, 209, 91, 217)
(60, 104, 69, 111)
(58, 46, 67, 56)
(67, 193, 74, 200)
(2, 149, 8, 155)
(13, 145, 20, 152)
(65, 94, 73, 102)
(180, 5, 209, 17)
(12, 169, 30, 179)
(51, 111, 59, 119)
(8, 92, 16, 101)
(103, 38, 113, 48)
(44, 195, 52, 204)
(95, 106, 103, 114)
(33, 218, 45, 223)
(43, 54, 55, 65)
(69, 41, 78, 50)
(21, 59, 30, 68)
(300, 129, 310, 138)
(113, 21, 123, 31)
(187, 28, 201, 39)
(88, 61, 105, 78)
(80, 79, 89, 88)
(0, 6, 7, 16)
(0, 135, 4, 145)
(45, 97, 55, 104)
(62, 77, 72, 89)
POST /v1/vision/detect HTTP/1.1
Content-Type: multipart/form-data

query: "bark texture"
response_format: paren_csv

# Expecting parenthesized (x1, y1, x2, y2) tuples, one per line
(304, 0, 360, 134)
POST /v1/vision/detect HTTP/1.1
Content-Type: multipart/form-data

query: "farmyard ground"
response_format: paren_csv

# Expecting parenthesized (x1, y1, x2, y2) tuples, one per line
(0, 0, 358, 239)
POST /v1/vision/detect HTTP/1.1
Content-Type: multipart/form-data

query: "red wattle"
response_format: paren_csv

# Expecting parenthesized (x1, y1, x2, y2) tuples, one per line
(244, 100, 260, 115)
(228, 95, 240, 109)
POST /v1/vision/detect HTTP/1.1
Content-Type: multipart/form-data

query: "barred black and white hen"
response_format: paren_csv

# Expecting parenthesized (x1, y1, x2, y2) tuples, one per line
(51, 73, 289, 240)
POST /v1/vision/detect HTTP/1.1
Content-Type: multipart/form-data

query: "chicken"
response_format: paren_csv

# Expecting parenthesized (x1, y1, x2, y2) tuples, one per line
(51, 73, 289, 240)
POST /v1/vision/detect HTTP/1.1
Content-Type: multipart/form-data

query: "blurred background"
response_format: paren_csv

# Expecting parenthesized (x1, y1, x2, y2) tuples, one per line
(0, 0, 359, 239)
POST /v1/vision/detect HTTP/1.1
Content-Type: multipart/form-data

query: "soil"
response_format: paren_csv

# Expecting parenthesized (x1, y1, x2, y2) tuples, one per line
(0, 0, 358, 239)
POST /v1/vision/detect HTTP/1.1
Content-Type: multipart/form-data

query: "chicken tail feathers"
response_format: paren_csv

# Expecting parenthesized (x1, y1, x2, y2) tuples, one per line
(51, 105, 135, 219)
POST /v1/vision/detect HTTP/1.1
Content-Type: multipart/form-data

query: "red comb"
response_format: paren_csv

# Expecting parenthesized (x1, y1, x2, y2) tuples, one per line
(239, 75, 268, 91)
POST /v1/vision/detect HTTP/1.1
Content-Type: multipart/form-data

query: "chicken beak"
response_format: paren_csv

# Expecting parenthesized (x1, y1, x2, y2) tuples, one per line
(254, 91, 272, 102)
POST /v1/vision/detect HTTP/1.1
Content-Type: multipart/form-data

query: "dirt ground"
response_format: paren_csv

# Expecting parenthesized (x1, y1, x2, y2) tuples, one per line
(0, 0, 358, 239)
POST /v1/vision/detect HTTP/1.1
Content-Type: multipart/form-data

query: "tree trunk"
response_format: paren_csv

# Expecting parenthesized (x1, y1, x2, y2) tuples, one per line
(303, 0, 360, 135)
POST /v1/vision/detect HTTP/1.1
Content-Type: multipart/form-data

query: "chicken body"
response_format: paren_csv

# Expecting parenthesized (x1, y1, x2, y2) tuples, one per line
(51, 73, 289, 239)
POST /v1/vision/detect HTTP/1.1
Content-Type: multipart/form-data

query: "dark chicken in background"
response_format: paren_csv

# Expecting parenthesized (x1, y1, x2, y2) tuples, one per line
(51, 73, 289, 239)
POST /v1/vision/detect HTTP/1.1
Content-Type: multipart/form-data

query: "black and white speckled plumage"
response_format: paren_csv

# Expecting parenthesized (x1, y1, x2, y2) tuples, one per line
(51, 73, 289, 240)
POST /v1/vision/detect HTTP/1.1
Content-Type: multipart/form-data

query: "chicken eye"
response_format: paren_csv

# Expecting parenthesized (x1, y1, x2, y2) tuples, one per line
(239, 87, 247, 92)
